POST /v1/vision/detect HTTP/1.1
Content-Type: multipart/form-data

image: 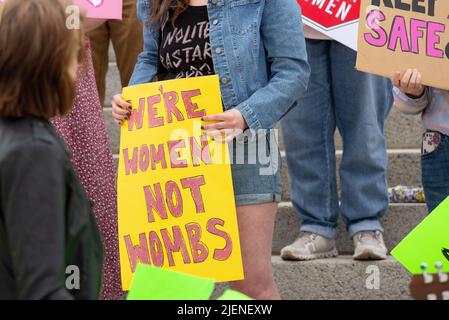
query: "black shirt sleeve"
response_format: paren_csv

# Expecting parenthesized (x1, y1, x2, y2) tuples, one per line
(1, 141, 74, 300)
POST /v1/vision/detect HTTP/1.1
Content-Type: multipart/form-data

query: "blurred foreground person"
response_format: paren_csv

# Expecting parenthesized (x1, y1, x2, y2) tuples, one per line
(0, 0, 103, 300)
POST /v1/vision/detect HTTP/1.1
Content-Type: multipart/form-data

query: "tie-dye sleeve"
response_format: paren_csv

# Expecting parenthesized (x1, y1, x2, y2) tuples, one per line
(393, 86, 430, 115)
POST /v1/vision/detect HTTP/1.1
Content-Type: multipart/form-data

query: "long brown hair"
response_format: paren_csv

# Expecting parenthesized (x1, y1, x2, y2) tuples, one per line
(0, 0, 84, 118)
(151, 0, 190, 24)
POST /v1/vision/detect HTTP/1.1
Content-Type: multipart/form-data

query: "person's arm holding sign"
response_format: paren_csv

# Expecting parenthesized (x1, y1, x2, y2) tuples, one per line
(203, 1, 310, 141)
(391, 68, 430, 115)
(112, 0, 309, 133)
(202, 109, 248, 142)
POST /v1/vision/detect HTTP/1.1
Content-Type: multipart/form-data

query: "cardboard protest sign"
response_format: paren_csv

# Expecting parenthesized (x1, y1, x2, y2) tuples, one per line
(117, 75, 244, 291)
(127, 264, 215, 300)
(391, 196, 449, 275)
(356, 0, 449, 90)
(73, 0, 122, 20)
(297, 0, 361, 50)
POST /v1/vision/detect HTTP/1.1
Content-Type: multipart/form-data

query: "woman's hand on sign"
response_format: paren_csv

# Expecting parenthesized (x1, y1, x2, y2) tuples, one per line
(391, 69, 425, 98)
(202, 109, 249, 143)
(112, 93, 132, 125)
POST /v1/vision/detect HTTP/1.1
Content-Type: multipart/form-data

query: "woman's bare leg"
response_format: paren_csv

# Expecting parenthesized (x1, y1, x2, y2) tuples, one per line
(229, 202, 280, 300)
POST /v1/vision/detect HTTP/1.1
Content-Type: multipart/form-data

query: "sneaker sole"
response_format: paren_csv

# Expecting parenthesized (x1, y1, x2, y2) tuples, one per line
(353, 247, 388, 261)
(280, 248, 338, 261)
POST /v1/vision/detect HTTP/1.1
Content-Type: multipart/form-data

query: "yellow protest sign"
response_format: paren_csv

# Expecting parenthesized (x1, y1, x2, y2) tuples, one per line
(117, 75, 244, 290)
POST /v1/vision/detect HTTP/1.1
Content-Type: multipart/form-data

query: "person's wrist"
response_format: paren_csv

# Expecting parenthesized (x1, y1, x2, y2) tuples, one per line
(406, 87, 425, 99)
(235, 109, 248, 130)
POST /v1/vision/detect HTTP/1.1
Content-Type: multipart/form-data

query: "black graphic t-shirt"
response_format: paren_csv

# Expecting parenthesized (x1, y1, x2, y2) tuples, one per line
(159, 6, 215, 79)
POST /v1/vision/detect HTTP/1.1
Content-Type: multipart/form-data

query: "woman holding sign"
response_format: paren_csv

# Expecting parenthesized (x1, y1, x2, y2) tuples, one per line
(112, 0, 310, 299)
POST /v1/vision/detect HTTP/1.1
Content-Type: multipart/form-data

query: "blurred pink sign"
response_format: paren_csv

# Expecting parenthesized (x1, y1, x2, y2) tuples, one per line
(73, 0, 122, 20)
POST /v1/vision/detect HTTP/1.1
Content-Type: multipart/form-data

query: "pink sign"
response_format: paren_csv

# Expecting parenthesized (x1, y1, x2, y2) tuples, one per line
(73, 0, 123, 20)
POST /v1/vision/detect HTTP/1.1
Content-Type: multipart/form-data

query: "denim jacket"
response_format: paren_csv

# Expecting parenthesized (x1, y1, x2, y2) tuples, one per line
(129, 0, 310, 130)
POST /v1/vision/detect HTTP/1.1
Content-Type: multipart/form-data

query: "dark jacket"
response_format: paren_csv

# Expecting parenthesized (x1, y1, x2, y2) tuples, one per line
(0, 116, 104, 300)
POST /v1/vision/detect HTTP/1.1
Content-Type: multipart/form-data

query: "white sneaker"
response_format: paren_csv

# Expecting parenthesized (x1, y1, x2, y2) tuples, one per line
(353, 230, 388, 260)
(280, 232, 338, 261)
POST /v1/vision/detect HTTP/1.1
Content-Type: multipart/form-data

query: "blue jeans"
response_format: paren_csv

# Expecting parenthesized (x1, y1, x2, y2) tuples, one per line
(280, 39, 393, 239)
(421, 132, 449, 213)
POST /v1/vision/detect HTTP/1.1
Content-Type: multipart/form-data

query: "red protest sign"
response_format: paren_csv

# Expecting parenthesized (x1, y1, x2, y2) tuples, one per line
(297, 0, 361, 50)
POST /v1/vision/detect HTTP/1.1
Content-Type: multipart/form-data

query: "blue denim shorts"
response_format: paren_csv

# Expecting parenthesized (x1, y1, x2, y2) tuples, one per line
(421, 130, 449, 213)
(229, 130, 282, 207)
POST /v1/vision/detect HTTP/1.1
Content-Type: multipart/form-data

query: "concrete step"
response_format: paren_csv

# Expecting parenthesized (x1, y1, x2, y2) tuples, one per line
(104, 62, 122, 106)
(108, 43, 116, 62)
(273, 202, 427, 255)
(214, 256, 411, 300)
(104, 62, 423, 149)
(280, 149, 422, 201)
(271, 255, 411, 300)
